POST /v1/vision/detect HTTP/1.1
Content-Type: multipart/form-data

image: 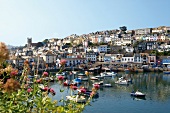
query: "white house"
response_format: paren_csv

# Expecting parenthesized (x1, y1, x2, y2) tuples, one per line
(56, 58, 87, 67)
(41, 51, 56, 68)
(104, 36, 112, 43)
(134, 54, 142, 63)
(121, 53, 134, 63)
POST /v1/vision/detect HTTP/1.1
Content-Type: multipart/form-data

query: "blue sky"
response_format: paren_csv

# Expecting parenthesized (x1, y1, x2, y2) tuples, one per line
(0, 0, 170, 46)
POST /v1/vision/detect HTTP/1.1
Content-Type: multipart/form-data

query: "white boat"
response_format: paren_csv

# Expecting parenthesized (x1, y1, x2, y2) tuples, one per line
(130, 91, 146, 97)
(90, 76, 98, 80)
(56, 72, 67, 79)
(100, 72, 112, 77)
(115, 79, 128, 85)
(106, 72, 117, 76)
(79, 77, 88, 81)
(66, 95, 86, 103)
(100, 72, 116, 77)
(95, 75, 104, 79)
(103, 83, 112, 87)
(100, 72, 106, 77)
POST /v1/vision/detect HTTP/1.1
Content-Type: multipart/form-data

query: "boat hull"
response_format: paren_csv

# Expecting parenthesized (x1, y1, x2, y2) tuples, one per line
(130, 93, 145, 97)
(163, 71, 170, 74)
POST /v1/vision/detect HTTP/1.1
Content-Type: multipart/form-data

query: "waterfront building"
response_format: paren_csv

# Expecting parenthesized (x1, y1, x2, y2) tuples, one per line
(121, 53, 134, 63)
(56, 58, 87, 67)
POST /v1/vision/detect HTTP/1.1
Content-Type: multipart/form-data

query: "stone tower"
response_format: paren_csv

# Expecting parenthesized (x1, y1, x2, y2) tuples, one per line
(27, 37, 32, 48)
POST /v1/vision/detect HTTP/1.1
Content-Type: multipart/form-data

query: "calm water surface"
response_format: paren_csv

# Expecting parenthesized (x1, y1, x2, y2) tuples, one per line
(50, 72, 170, 113)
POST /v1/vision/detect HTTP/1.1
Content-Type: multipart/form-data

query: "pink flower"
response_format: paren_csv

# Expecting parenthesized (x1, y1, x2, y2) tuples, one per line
(10, 71, 18, 77)
(63, 82, 68, 86)
(49, 88, 56, 95)
(43, 72, 48, 77)
(58, 76, 64, 81)
(36, 79, 42, 83)
(60, 59, 67, 66)
(27, 88, 32, 93)
(80, 88, 86, 93)
(43, 87, 49, 91)
(70, 86, 78, 90)
(94, 84, 100, 90)
(50, 88, 55, 93)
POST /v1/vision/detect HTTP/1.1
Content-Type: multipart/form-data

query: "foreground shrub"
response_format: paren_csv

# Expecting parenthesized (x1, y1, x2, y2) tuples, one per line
(0, 42, 98, 113)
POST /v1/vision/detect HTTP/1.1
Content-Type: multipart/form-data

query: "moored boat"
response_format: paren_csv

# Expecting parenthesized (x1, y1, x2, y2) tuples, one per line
(115, 79, 128, 85)
(90, 76, 98, 80)
(115, 77, 129, 85)
(130, 91, 146, 97)
(103, 83, 112, 87)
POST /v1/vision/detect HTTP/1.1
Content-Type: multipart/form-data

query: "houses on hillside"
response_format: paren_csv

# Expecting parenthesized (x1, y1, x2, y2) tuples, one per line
(7, 26, 170, 71)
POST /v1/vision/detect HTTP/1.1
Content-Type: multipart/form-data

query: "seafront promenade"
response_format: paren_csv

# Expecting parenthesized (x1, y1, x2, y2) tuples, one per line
(36, 61, 169, 74)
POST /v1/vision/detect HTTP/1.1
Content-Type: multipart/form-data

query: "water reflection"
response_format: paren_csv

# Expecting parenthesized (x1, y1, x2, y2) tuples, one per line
(131, 96, 146, 101)
(49, 72, 170, 106)
(115, 72, 170, 102)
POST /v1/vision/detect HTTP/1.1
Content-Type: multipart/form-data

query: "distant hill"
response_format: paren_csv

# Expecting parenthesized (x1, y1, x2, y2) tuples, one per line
(7, 45, 17, 49)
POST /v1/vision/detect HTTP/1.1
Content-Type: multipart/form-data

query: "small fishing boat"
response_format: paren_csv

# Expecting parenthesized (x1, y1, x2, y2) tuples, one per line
(115, 79, 128, 85)
(95, 75, 104, 79)
(103, 83, 112, 87)
(79, 77, 88, 81)
(130, 91, 146, 97)
(56, 72, 67, 79)
(106, 72, 117, 76)
(90, 76, 98, 80)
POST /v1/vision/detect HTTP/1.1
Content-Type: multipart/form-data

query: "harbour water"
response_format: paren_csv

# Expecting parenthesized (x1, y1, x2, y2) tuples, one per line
(50, 72, 170, 113)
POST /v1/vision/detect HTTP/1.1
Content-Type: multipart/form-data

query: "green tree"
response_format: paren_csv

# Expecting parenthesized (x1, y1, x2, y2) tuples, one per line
(43, 39, 49, 44)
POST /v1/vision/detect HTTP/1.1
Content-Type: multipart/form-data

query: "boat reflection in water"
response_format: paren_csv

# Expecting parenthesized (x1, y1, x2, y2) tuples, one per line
(132, 96, 146, 101)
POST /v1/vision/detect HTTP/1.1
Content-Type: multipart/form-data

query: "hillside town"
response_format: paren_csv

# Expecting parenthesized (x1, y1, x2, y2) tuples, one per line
(7, 26, 170, 73)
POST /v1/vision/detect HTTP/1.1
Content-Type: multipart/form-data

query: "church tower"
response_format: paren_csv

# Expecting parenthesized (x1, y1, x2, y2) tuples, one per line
(27, 37, 32, 48)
